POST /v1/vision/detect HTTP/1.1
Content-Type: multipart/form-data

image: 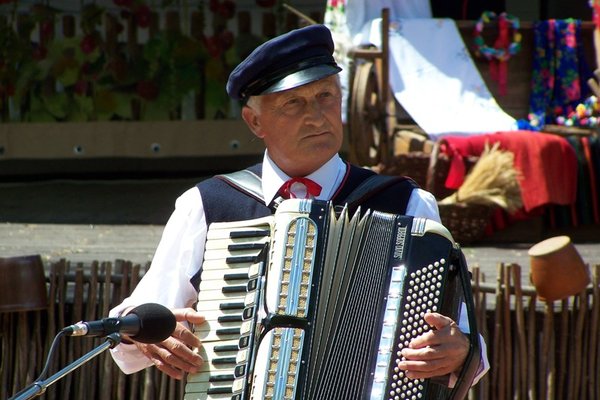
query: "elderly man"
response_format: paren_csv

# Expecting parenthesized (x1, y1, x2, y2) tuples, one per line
(110, 24, 488, 389)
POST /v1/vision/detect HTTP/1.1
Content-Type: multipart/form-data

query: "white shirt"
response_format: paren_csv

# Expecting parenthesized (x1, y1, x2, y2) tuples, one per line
(110, 152, 488, 384)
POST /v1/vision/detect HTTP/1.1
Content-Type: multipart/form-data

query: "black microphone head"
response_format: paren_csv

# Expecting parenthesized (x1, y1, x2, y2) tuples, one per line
(128, 303, 176, 344)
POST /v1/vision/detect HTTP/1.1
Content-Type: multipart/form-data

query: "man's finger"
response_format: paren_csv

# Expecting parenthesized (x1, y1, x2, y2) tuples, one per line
(423, 312, 453, 330)
(172, 307, 206, 324)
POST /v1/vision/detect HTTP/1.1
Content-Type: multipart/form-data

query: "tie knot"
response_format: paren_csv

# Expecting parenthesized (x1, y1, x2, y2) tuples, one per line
(279, 177, 322, 199)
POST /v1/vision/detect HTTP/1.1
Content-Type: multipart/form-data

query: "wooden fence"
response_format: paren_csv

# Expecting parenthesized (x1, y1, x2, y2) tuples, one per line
(2, 259, 600, 400)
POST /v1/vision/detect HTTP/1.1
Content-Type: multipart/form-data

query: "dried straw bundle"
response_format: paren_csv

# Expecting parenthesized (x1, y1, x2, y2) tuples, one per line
(438, 142, 523, 213)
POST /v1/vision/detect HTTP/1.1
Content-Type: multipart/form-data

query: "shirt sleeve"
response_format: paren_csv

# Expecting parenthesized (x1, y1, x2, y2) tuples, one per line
(109, 187, 208, 374)
(406, 188, 490, 386)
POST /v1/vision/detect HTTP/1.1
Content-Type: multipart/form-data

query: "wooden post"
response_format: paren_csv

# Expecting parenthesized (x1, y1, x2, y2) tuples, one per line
(503, 265, 512, 399)
(512, 264, 528, 399)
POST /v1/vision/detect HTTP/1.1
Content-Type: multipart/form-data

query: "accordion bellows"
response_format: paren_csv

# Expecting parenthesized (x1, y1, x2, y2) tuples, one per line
(185, 199, 481, 400)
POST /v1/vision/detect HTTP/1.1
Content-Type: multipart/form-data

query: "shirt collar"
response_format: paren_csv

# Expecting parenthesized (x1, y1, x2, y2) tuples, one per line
(261, 151, 346, 206)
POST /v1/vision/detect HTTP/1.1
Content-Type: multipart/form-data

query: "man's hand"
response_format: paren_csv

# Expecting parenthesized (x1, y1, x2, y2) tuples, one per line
(398, 312, 469, 380)
(132, 308, 206, 380)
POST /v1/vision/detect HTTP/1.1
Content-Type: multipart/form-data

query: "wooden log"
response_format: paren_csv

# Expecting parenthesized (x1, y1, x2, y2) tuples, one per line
(86, 261, 100, 399)
(558, 299, 569, 398)
(504, 265, 514, 399)
(101, 262, 115, 400)
(512, 264, 528, 400)
(527, 294, 537, 400)
(493, 263, 505, 399)
(573, 290, 587, 399)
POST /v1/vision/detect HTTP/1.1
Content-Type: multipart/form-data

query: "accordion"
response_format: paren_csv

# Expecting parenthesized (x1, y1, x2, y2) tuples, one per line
(185, 199, 481, 400)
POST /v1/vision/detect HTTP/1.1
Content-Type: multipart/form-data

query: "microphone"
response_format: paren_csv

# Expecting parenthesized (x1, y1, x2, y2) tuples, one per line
(62, 303, 176, 344)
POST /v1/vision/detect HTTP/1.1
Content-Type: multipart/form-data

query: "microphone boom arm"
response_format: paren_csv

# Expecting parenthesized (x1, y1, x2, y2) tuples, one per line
(10, 333, 122, 400)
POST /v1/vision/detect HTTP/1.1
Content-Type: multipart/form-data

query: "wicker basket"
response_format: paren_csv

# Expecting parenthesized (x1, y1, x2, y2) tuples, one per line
(379, 151, 431, 188)
(381, 138, 494, 244)
(381, 139, 478, 199)
(438, 203, 496, 245)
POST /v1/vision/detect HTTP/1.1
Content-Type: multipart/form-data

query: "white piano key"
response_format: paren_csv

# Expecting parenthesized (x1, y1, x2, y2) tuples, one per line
(200, 339, 240, 359)
(199, 278, 248, 292)
(184, 381, 233, 396)
(199, 267, 250, 281)
(195, 328, 242, 342)
(204, 236, 270, 251)
(183, 392, 232, 400)
(194, 318, 243, 333)
(202, 259, 257, 271)
(195, 299, 245, 312)
(198, 289, 247, 302)
(200, 309, 244, 322)
(186, 369, 234, 384)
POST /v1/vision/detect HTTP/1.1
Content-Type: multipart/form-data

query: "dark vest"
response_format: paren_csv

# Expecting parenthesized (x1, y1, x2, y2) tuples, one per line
(192, 162, 417, 289)
(197, 162, 417, 224)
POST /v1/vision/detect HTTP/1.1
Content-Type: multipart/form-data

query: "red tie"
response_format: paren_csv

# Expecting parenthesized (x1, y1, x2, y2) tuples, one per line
(279, 177, 322, 199)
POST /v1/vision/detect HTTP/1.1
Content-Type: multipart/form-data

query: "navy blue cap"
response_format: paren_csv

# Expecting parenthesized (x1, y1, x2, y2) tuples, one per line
(226, 24, 342, 101)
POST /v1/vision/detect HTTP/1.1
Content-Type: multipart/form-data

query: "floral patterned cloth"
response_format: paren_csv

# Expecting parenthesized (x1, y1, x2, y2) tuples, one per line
(529, 19, 592, 127)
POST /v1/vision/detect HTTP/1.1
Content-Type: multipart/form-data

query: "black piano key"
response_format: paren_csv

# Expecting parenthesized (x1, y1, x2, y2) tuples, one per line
(228, 243, 266, 251)
(229, 229, 269, 239)
(217, 328, 241, 336)
(214, 344, 239, 352)
(212, 357, 237, 365)
(207, 387, 233, 395)
(220, 302, 245, 310)
(209, 374, 235, 383)
(218, 315, 243, 323)
(225, 255, 259, 264)
(222, 285, 247, 294)
(224, 273, 249, 281)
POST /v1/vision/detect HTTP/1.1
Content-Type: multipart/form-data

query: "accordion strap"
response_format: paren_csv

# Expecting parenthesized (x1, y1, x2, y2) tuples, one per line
(215, 169, 264, 203)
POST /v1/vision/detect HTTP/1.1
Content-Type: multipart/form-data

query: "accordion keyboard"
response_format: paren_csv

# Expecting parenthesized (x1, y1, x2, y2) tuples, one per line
(185, 217, 273, 400)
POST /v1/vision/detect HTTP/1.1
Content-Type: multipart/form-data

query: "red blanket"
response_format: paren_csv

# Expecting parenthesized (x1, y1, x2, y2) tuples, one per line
(440, 131, 578, 212)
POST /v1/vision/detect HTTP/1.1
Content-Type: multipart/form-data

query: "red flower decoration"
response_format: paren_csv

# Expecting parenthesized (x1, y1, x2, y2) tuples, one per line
(74, 80, 88, 96)
(32, 45, 48, 61)
(113, 0, 133, 7)
(218, 0, 236, 19)
(256, 0, 277, 7)
(209, 0, 219, 12)
(218, 30, 234, 51)
(204, 36, 222, 59)
(80, 34, 97, 54)
(136, 80, 159, 101)
(135, 5, 151, 28)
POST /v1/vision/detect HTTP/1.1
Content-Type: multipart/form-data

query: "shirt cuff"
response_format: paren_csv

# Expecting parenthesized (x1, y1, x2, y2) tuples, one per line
(448, 333, 490, 388)
(109, 342, 154, 375)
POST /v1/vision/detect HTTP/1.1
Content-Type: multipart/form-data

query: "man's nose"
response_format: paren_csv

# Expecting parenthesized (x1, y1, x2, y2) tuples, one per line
(305, 100, 324, 121)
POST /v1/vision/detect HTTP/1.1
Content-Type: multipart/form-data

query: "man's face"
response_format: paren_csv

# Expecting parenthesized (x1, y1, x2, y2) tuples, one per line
(241, 75, 344, 177)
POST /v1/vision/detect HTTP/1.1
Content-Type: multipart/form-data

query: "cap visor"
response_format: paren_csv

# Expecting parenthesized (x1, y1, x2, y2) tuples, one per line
(260, 64, 342, 95)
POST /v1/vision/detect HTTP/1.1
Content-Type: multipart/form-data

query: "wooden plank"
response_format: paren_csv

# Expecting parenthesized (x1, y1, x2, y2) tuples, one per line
(0, 121, 262, 159)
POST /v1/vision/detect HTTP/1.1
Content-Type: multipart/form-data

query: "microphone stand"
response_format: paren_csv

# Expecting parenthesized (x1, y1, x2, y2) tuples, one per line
(10, 333, 122, 400)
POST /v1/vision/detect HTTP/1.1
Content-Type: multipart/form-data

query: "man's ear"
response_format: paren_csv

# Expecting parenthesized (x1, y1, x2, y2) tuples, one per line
(241, 106, 264, 139)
